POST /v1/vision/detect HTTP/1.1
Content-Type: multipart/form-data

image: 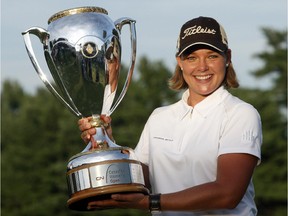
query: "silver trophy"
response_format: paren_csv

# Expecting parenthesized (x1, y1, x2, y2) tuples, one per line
(22, 7, 149, 211)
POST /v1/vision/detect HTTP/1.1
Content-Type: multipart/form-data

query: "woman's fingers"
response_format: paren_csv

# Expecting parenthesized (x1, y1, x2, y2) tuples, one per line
(111, 193, 145, 202)
(78, 117, 92, 131)
(80, 127, 96, 143)
(78, 115, 114, 144)
(87, 193, 147, 210)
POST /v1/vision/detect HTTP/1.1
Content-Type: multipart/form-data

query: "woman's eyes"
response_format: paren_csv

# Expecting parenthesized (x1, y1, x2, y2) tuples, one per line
(208, 54, 219, 59)
(186, 56, 196, 61)
(186, 54, 219, 61)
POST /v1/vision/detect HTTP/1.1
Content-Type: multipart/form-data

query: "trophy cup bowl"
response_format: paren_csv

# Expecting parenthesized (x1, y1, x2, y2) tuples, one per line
(22, 7, 149, 211)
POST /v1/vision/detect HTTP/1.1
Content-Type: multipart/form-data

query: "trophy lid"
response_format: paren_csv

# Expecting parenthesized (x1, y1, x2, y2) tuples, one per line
(48, 6, 108, 24)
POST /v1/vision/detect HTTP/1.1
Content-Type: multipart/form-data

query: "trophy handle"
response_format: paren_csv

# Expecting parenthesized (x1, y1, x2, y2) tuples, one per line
(22, 27, 82, 117)
(107, 18, 136, 116)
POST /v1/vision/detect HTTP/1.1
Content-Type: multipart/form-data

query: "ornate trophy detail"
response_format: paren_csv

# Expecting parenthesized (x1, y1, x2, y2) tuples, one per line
(22, 7, 149, 211)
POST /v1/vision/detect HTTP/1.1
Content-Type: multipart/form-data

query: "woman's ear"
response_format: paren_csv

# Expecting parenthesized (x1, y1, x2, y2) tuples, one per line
(226, 49, 232, 66)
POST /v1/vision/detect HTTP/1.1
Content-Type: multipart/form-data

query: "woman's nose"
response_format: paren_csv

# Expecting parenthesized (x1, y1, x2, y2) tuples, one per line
(198, 59, 209, 72)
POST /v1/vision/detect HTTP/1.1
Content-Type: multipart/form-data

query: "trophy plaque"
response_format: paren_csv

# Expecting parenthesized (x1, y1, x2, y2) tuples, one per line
(22, 7, 149, 211)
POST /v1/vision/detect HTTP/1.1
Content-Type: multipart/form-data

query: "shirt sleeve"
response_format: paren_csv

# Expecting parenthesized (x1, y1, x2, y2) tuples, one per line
(218, 103, 262, 164)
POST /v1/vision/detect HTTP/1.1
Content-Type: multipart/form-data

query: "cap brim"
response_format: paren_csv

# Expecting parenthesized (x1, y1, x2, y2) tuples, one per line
(177, 42, 226, 56)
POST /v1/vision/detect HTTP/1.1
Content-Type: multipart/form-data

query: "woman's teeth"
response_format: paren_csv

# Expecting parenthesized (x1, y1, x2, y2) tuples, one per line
(195, 75, 212, 80)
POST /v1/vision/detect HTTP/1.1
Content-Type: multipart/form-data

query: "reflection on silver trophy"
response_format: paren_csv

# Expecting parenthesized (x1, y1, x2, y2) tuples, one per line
(22, 7, 149, 211)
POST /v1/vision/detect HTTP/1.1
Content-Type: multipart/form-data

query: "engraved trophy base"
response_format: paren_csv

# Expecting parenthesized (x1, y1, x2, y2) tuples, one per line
(66, 148, 149, 211)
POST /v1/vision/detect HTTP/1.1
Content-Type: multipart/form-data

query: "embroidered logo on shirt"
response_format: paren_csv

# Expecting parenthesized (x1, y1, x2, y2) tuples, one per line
(153, 136, 173, 142)
(241, 130, 255, 143)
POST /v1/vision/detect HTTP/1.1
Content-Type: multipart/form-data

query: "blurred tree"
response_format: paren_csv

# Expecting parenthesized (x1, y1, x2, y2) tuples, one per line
(231, 27, 287, 216)
(252, 28, 287, 107)
(1, 56, 177, 216)
(2, 82, 78, 216)
(254, 28, 287, 216)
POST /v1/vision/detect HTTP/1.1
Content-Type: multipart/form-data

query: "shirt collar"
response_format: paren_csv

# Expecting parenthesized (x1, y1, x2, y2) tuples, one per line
(180, 86, 228, 119)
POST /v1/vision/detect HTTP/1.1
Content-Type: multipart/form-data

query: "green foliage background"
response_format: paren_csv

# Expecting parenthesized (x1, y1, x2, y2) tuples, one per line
(1, 28, 287, 216)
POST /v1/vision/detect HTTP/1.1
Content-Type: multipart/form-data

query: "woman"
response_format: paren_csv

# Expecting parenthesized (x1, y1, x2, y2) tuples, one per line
(79, 16, 262, 215)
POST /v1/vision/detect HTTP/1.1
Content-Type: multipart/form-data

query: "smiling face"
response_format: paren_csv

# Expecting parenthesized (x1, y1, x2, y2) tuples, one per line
(176, 46, 231, 106)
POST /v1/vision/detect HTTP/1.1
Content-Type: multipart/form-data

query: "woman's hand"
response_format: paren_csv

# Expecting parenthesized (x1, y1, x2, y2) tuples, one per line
(78, 115, 113, 144)
(87, 193, 149, 210)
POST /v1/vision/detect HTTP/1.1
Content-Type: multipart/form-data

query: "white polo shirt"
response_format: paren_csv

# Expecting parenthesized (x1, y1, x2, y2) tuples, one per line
(135, 86, 262, 216)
